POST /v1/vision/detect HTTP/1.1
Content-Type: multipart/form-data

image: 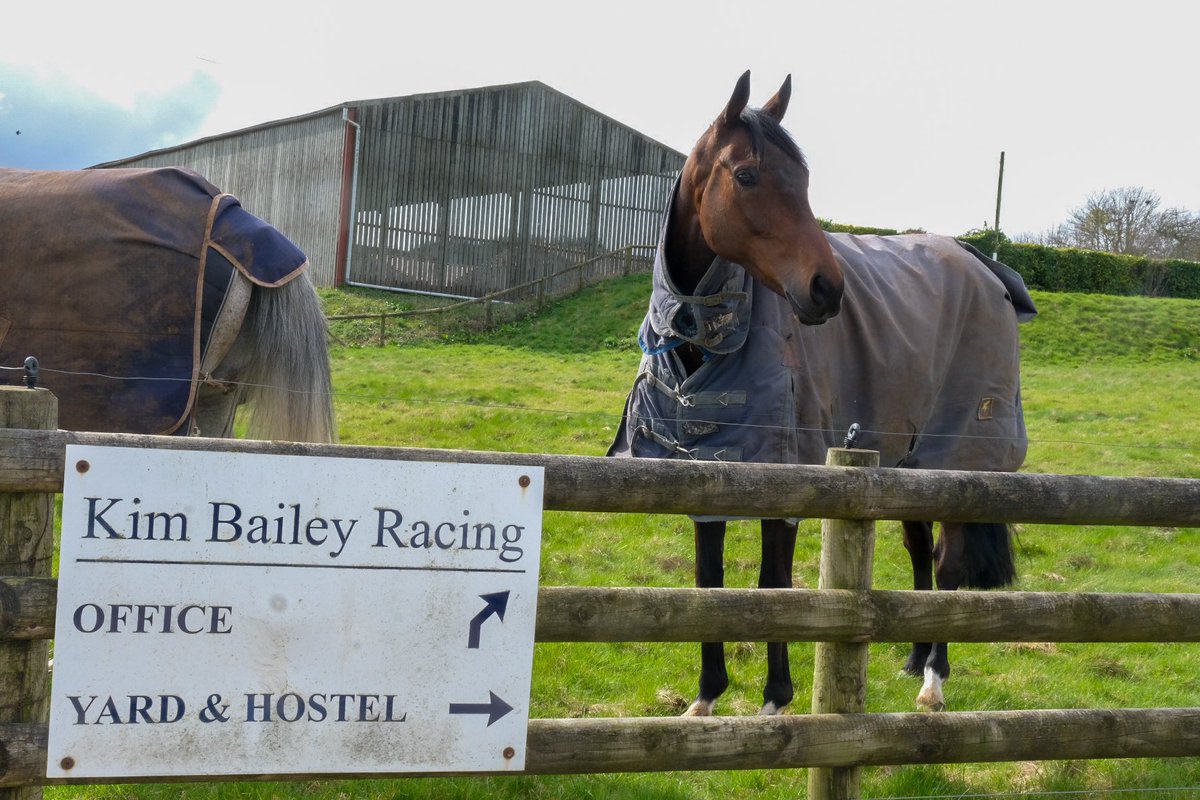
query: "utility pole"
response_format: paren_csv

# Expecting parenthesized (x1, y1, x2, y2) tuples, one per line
(993, 151, 1005, 260)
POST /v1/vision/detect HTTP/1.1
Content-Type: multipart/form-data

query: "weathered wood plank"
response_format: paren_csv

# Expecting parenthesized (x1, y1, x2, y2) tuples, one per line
(10, 580, 1200, 644)
(5, 710, 1200, 786)
(0, 388, 55, 800)
(0, 723, 46, 788)
(524, 708, 1200, 774)
(534, 587, 1200, 644)
(5, 429, 1200, 527)
(0, 578, 55, 641)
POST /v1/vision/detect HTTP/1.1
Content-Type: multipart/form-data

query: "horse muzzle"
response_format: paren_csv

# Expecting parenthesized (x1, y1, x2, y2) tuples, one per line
(785, 274, 843, 326)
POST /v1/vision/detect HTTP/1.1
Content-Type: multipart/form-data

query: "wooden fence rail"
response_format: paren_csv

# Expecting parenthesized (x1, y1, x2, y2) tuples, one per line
(2, 385, 1200, 795)
(5, 708, 1200, 785)
(4, 428, 1200, 526)
(7, 580, 1200, 646)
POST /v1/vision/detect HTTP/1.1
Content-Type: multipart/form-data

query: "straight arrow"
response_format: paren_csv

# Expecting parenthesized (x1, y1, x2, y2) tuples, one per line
(448, 691, 513, 726)
(467, 591, 510, 649)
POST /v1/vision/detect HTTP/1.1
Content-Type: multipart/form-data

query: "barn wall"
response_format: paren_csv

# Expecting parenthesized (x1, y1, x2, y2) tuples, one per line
(349, 83, 683, 298)
(98, 112, 347, 287)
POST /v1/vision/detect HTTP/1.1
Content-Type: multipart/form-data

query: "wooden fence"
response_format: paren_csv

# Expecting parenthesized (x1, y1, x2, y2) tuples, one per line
(2, 386, 1200, 799)
(327, 243, 654, 344)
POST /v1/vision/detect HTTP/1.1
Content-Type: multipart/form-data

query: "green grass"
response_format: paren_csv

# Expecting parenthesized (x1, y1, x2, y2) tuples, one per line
(1019, 292, 1200, 364)
(50, 284, 1200, 799)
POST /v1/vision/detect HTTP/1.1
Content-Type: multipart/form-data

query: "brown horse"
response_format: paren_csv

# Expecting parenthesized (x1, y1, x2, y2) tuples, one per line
(609, 72, 1033, 715)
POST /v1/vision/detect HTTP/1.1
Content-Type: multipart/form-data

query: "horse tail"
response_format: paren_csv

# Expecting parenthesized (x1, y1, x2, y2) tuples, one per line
(960, 522, 1016, 589)
(233, 273, 336, 443)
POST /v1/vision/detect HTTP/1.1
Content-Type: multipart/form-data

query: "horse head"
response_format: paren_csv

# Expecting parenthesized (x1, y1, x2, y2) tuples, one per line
(673, 71, 844, 325)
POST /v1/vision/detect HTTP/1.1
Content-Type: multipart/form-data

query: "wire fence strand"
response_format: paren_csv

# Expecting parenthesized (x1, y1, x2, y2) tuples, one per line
(2, 362, 1198, 461)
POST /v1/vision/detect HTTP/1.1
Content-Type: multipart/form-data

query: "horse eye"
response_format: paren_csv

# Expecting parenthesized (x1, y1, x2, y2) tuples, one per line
(734, 168, 758, 187)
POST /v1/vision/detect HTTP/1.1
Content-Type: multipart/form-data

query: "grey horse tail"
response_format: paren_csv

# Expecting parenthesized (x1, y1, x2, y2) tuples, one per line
(232, 273, 337, 443)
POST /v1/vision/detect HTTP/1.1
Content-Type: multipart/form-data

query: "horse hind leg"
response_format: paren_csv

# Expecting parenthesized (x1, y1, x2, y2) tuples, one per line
(758, 518, 798, 715)
(914, 521, 1016, 712)
(915, 643, 950, 712)
(902, 520, 948, 711)
(684, 520, 728, 717)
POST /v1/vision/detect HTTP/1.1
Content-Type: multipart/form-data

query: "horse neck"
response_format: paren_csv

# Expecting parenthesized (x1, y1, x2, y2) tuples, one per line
(664, 173, 717, 297)
(662, 173, 717, 374)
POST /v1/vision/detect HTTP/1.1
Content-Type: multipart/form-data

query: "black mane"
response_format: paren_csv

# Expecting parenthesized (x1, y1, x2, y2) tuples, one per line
(740, 107, 806, 168)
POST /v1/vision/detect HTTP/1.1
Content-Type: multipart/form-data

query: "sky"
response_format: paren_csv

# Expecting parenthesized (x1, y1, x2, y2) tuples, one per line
(2, 0, 1198, 239)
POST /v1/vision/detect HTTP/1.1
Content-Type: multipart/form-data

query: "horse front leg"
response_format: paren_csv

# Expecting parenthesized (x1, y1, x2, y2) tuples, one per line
(684, 519, 727, 717)
(759, 518, 798, 715)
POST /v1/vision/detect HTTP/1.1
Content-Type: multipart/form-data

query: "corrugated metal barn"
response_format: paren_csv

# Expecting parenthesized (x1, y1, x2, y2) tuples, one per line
(98, 82, 685, 295)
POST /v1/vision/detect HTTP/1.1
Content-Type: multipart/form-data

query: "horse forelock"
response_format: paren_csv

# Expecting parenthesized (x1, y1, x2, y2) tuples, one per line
(737, 108, 806, 169)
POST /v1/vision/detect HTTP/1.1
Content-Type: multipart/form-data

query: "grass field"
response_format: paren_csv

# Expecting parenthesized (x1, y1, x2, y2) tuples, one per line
(50, 277, 1200, 799)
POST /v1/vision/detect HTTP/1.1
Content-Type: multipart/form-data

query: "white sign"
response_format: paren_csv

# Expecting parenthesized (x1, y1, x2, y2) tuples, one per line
(47, 445, 543, 779)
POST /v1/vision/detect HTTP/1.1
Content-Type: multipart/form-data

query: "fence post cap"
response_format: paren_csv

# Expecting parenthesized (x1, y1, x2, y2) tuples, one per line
(825, 447, 879, 468)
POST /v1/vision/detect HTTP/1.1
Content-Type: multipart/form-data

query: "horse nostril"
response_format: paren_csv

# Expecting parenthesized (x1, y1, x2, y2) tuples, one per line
(810, 273, 841, 317)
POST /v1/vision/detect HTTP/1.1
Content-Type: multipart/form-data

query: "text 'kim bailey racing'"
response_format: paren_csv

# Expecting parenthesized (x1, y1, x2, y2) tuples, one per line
(80, 496, 529, 564)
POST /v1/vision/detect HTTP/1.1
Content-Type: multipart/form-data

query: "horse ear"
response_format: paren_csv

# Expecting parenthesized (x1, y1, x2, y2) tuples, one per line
(762, 75, 792, 122)
(721, 70, 752, 127)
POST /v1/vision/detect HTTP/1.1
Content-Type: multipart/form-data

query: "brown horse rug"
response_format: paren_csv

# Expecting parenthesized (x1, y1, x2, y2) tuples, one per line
(0, 167, 308, 434)
(609, 225, 1036, 473)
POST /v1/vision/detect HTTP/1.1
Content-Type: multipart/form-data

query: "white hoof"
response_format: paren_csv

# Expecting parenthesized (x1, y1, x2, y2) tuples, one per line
(916, 667, 947, 712)
(682, 699, 715, 717)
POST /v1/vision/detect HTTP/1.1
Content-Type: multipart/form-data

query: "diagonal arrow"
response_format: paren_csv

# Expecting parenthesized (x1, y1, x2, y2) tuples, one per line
(448, 691, 513, 726)
(467, 591, 510, 649)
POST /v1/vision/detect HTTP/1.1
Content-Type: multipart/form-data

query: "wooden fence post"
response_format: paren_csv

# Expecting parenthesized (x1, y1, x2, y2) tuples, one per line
(809, 445, 879, 800)
(0, 386, 57, 800)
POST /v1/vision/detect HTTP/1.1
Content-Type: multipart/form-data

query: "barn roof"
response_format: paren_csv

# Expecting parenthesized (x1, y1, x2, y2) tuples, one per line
(93, 80, 683, 169)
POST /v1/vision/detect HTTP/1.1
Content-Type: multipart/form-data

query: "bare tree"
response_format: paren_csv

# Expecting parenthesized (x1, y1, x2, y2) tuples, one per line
(1033, 186, 1200, 261)
(1047, 187, 1158, 254)
(1151, 206, 1200, 260)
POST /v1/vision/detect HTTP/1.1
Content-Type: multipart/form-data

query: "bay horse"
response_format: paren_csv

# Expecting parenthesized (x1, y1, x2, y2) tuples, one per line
(0, 166, 335, 442)
(609, 72, 1034, 714)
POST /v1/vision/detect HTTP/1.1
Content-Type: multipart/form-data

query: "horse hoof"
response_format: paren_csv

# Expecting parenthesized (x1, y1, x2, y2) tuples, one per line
(757, 701, 782, 716)
(682, 700, 715, 717)
(916, 667, 947, 711)
(917, 697, 947, 712)
(915, 686, 947, 712)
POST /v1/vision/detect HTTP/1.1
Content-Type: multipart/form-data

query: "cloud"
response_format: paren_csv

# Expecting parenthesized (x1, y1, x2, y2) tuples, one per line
(0, 63, 220, 169)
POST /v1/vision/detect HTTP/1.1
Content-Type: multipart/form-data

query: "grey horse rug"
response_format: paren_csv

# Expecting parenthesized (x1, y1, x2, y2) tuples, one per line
(0, 166, 309, 434)
(608, 222, 1036, 474)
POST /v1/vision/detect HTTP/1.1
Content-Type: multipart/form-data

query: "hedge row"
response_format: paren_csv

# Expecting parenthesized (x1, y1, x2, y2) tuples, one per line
(955, 232, 1200, 299)
(818, 219, 902, 236)
(819, 222, 1200, 298)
